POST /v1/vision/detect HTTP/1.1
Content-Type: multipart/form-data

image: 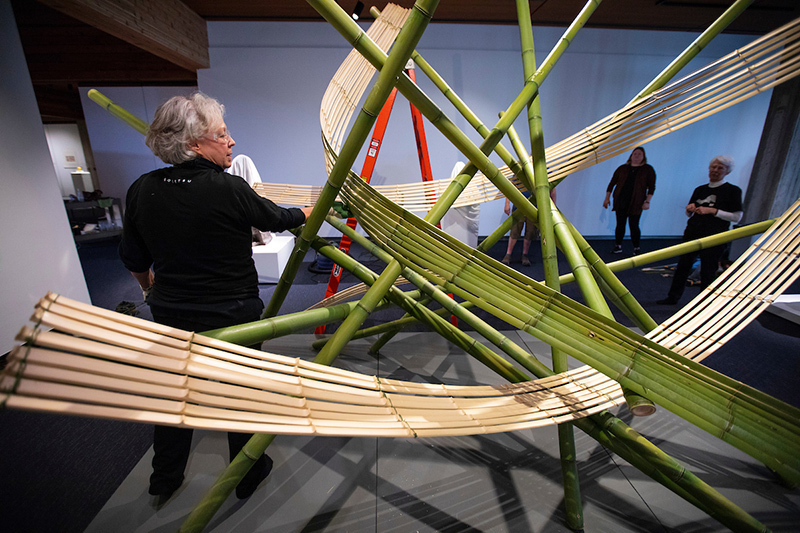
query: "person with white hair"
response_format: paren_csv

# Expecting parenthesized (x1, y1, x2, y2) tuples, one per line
(119, 92, 314, 503)
(657, 155, 743, 305)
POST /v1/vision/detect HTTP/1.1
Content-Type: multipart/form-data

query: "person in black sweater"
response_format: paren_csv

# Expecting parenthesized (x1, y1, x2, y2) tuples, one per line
(603, 146, 656, 255)
(657, 155, 743, 305)
(119, 92, 313, 503)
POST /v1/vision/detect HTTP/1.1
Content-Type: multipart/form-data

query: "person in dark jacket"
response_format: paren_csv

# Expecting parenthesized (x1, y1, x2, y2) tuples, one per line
(657, 155, 743, 305)
(603, 146, 656, 255)
(119, 92, 313, 503)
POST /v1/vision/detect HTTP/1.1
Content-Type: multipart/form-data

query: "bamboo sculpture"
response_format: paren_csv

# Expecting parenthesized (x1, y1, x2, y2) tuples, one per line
(5, 2, 800, 532)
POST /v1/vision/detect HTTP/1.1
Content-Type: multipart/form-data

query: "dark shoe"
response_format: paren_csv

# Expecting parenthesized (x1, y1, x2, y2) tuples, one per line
(521, 256, 531, 266)
(633, 247, 640, 255)
(149, 481, 181, 498)
(501, 254, 511, 265)
(236, 455, 274, 499)
(612, 245, 622, 254)
(656, 297, 678, 305)
(151, 492, 175, 509)
(148, 483, 180, 508)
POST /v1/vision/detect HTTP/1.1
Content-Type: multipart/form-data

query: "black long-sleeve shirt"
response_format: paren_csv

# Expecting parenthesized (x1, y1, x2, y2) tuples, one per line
(119, 157, 306, 306)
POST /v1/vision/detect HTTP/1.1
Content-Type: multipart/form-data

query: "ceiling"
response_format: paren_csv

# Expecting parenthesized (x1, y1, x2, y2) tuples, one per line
(11, 0, 800, 123)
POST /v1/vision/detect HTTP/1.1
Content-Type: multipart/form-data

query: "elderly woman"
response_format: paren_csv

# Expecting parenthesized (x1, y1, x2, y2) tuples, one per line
(119, 92, 313, 502)
(657, 155, 743, 305)
(603, 146, 656, 255)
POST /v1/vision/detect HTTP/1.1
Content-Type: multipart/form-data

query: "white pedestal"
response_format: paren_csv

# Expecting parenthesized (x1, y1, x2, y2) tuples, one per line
(252, 235, 294, 283)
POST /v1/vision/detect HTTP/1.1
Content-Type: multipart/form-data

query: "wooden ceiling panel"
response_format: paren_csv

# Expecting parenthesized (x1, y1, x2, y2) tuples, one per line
(183, 0, 800, 35)
(37, 0, 209, 71)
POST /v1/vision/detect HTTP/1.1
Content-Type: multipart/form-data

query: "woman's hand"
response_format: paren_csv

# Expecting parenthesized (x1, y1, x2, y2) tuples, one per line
(694, 206, 718, 216)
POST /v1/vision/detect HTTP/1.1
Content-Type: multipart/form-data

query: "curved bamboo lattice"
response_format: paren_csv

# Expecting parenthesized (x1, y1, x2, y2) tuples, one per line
(8, 3, 800, 530)
(3, 0, 795, 466)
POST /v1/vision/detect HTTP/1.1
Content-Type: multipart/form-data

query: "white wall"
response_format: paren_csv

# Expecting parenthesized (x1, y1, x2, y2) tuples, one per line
(44, 123, 90, 197)
(0, 0, 90, 354)
(81, 19, 773, 240)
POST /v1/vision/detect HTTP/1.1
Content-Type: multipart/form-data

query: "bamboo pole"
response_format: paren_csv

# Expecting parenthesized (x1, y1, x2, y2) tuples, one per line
(309, 0, 440, 367)
(87, 89, 148, 134)
(186, 4, 450, 521)
(558, 219, 775, 285)
(631, 0, 755, 102)
(202, 301, 359, 346)
(515, 3, 584, 524)
(264, 0, 439, 320)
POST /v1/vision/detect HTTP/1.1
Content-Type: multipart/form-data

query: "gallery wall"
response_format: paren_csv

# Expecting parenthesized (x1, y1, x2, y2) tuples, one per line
(81, 18, 773, 241)
(0, 0, 90, 355)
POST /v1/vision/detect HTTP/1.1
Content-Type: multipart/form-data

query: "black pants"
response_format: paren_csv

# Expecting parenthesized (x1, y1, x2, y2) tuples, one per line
(148, 297, 269, 495)
(614, 210, 641, 247)
(666, 242, 724, 302)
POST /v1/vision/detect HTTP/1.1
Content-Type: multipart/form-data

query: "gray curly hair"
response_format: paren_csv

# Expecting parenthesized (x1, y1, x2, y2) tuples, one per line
(710, 155, 734, 175)
(145, 92, 225, 165)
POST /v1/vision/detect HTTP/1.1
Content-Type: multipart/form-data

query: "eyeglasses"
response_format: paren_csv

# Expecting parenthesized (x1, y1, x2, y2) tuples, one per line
(207, 130, 233, 143)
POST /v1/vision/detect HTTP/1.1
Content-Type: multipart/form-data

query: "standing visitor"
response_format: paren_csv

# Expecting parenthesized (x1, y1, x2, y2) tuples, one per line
(657, 155, 742, 305)
(603, 146, 656, 255)
(119, 92, 313, 503)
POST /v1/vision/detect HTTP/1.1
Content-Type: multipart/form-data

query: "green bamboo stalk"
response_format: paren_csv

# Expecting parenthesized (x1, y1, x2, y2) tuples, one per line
(631, 0, 755, 102)
(568, 219, 658, 332)
(478, 208, 522, 253)
(549, 208, 611, 314)
(558, 219, 775, 285)
(202, 301, 360, 346)
(87, 89, 148, 134)
(312, 305, 455, 351)
(515, 3, 583, 524)
(591, 412, 768, 532)
(264, 0, 439, 320)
